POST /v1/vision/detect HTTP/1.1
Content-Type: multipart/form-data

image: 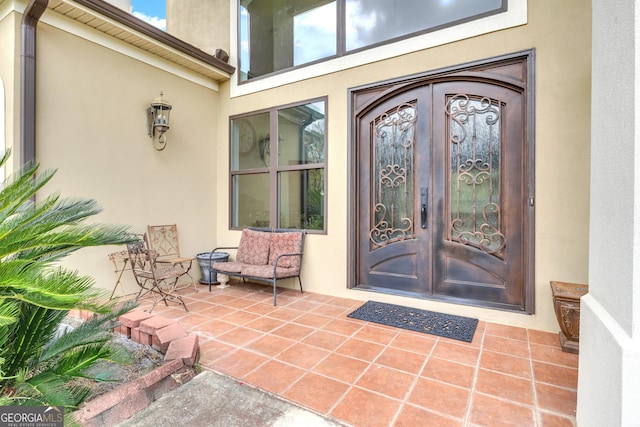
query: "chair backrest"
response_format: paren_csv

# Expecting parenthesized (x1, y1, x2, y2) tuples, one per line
(126, 234, 154, 275)
(147, 224, 181, 260)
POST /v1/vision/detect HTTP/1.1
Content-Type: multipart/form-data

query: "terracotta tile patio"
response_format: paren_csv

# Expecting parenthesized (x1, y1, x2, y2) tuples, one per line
(134, 282, 578, 427)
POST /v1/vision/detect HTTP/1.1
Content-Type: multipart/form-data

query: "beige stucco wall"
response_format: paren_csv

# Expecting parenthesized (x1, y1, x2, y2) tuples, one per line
(28, 16, 222, 296)
(214, 0, 592, 332)
(3, 0, 590, 333)
(0, 6, 19, 175)
(105, 0, 129, 12)
(166, 0, 229, 56)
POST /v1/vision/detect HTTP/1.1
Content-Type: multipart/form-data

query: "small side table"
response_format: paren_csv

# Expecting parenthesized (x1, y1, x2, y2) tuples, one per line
(108, 250, 133, 299)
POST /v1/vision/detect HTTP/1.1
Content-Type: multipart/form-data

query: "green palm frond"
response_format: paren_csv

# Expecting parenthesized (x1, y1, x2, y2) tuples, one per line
(1, 268, 110, 313)
(0, 163, 53, 222)
(0, 149, 139, 410)
(41, 301, 136, 363)
(18, 371, 86, 407)
(3, 306, 67, 375)
(0, 300, 19, 327)
(54, 342, 130, 378)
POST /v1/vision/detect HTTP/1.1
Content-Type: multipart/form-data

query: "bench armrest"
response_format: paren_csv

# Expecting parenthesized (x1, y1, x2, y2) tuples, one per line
(273, 252, 303, 269)
(209, 247, 238, 262)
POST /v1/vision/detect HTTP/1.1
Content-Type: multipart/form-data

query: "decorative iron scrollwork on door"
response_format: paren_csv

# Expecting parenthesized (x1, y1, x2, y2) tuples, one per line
(447, 94, 506, 257)
(369, 102, 417, 249)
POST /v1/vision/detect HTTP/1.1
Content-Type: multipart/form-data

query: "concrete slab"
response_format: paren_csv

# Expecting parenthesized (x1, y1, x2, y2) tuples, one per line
(116, 369, 349, 427)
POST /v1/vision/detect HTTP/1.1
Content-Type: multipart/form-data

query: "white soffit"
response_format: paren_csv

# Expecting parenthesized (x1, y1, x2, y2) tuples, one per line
(43, 0, 229, 90)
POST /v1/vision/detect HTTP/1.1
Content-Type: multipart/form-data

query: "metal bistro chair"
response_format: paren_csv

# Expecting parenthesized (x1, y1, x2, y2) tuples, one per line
(126, 233, 188, 312)
(147, 224, 197, 292)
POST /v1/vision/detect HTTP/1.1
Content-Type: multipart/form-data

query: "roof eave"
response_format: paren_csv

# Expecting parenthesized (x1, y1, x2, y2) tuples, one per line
(67, 0, 236, 75)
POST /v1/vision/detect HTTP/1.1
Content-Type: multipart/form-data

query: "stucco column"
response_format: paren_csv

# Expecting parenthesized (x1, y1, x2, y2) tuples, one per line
(578, 1, 640, 425)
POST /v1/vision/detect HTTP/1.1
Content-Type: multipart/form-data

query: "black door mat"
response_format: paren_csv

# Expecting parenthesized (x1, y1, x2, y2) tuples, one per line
(347, 301, 478, 343)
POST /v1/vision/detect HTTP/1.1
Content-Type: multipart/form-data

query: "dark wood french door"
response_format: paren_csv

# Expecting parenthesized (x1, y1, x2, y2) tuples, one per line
(354, 61, 532, 312)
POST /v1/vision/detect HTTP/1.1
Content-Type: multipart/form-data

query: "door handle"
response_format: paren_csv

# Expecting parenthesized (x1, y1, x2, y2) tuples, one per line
(421, 187, 428, 229)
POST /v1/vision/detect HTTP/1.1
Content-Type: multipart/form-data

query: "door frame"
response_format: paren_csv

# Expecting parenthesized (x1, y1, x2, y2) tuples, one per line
(347, 50, 536, 313)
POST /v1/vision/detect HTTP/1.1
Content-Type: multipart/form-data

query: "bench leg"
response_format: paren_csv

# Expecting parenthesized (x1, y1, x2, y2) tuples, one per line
(273, 277, 277, 306)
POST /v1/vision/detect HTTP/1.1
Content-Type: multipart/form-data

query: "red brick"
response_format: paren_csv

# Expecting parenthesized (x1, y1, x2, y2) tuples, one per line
(115, 325, 131, 338)
(75, 380, 143, 422)
(153, 323, 187, 353)
(131, 327, 152, 346)
(74, 358, 187, 426)
(119, 310, 154, 328)
(138, 358, 184, 388)
(139, 331, 153, 346)
(165, 334, 199, 366)
(130, 327, 141, 343)
(138, 315, 175, 335)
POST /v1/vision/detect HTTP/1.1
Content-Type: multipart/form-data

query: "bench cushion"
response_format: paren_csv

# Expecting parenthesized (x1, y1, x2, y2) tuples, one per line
(268, 231, 303, 268)
(236, 229, 271, 265)
(242, 264, 299, 279)
(213, 261, 243, 274)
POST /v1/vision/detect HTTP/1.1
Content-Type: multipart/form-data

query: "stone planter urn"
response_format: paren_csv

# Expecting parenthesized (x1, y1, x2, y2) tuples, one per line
(550, 281, 588, 354)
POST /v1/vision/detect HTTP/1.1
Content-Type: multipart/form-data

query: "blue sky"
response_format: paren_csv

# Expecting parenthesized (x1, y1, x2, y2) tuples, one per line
(130, 0, 166, 31)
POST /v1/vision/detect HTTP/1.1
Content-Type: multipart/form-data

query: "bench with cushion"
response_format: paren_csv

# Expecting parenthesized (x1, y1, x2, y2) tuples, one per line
(207, 228, 306, 305)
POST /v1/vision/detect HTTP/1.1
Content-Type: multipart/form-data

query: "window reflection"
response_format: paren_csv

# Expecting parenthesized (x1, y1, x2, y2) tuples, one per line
(232, 174, 271, 228)
(240, 0, 505, 81)
(230, 99, 327, 231)
(294, 2, 337, 66)
(278, 102, 325, 166)
(231, 113, 270, 170)
(346, 0, 504, 51)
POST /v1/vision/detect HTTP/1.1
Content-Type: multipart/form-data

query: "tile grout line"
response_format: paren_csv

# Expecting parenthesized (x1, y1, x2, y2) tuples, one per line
(527, 327, 544, 427)
(135, 286, 578, 426)
(236, 297, 362, 401)
(462, 321, 486, 427)
(263, 299, 369, 415)
(388, 332, 439, 427)
(321, 319, 397, 418)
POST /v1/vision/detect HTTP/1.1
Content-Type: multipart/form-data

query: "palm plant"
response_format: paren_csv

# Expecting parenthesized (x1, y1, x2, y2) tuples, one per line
(0, 149, 137, 412)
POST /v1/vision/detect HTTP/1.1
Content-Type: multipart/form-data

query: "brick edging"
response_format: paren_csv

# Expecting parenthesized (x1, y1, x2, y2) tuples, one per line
(70, 310, 200, 426)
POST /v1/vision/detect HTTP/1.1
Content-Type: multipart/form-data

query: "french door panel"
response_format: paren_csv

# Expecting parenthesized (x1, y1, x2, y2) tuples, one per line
(357, 88, 432, 295)
(432, 82, 525, 309)
(356, 79, 527, 311)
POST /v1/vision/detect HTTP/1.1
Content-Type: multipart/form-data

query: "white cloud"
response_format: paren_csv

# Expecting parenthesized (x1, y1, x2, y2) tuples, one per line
(132, 11, 166, 31)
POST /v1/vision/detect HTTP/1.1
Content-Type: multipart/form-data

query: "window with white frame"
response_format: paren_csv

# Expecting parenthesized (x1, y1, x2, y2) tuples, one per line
(230, 99, 327, 231)
(238, 0, 506, 82)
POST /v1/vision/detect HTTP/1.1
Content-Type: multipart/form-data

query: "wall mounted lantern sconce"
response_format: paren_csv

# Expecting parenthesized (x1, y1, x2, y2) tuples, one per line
(146, 92, 172, 151)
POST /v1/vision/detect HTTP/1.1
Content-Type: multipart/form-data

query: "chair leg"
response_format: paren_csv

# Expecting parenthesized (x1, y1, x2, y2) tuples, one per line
(298, 276, 303, 294)
(158, 287, 189, 312)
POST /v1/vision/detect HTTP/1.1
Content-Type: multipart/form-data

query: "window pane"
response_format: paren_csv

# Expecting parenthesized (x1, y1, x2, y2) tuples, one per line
(229, 98, 327, 232)
(346, 0, 503, 51)
(370, 103, 416, 248)
(294, 2, 336, 66)
(239, 5, 250, 80)
(232, 174, 271, 228)
(278, 101, 326, 166)
(240, 0, 336, 82)
(448, 95, 505, 256)
(231, 113, 270, 170)
(240, 0, 506, 80)
(279, 169, 325, 230)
